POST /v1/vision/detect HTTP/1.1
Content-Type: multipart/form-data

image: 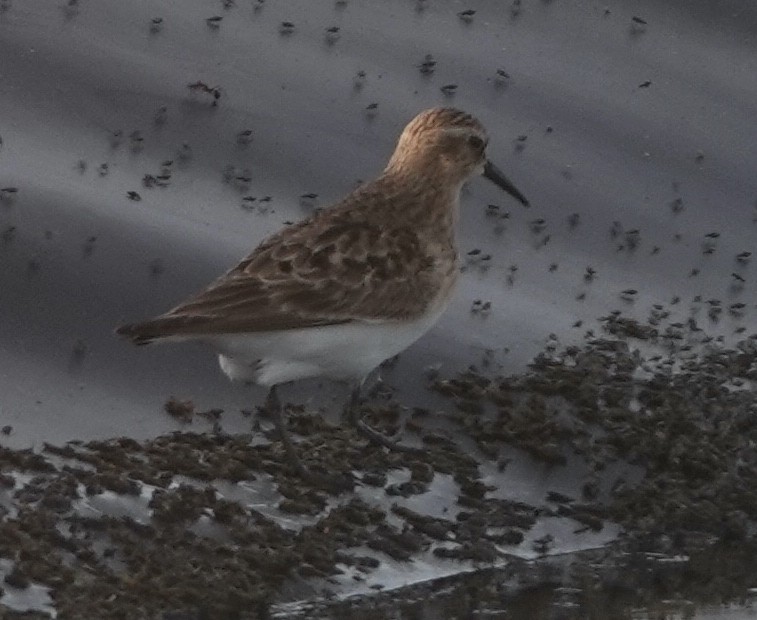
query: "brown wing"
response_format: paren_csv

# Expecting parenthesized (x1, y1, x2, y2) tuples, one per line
(117, 211, 438, 344)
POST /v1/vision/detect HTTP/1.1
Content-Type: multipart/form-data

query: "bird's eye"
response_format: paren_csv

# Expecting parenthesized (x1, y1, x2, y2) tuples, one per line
(468, 135, 485, 150)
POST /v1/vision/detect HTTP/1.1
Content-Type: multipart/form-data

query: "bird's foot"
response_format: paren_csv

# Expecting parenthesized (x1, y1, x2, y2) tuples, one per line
(263, 386, 354, 492)
(351, 415, 422, 454)
(345, 385, 421, 454)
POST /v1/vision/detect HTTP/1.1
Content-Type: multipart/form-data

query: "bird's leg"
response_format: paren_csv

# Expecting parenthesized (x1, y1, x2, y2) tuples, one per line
(345, 383, 420, 453)
(264, 386, 354, 491)
(345, 383, 362, 427)
(265, 385, 310, 479)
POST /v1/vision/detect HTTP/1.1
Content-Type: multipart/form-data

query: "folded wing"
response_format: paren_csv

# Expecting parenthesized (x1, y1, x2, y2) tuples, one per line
(117, 214, 437, 344)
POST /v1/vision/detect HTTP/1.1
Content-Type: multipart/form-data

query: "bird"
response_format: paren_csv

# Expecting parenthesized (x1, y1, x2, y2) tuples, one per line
(116, 107, 529, 486)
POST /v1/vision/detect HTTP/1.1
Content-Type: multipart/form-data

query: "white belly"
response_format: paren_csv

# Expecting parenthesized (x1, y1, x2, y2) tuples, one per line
(208, 308, 446, 387)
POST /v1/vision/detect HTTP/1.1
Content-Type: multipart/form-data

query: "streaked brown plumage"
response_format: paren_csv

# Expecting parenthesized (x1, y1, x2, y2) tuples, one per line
(116, 108, 529, 485)
(118, 108, 527, 345)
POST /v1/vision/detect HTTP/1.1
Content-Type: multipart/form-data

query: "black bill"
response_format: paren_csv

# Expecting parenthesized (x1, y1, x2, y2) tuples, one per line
(483, 160, 529, 207)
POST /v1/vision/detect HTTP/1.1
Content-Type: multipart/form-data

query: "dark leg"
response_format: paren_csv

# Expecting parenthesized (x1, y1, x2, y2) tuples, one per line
(346, 384, 420, 453)
(264, 386, 354, 491)
(265, 386, 309, 479)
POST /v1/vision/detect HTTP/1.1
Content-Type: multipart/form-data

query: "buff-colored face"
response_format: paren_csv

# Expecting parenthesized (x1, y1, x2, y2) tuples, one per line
(388, 108, 529, 206)
(435, 125, 490, 181)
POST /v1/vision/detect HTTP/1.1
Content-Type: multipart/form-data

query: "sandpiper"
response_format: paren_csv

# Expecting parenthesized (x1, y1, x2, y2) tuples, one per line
(117, 107, 529, 486)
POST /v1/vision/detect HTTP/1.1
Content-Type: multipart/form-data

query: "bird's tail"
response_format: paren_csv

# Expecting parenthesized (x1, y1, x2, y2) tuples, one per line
(115, 315, 212, 345)
(115, 321, 163, 346)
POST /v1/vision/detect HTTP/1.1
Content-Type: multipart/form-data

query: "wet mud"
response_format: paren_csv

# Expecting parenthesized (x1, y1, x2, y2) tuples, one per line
(2, 318, 757, 618)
